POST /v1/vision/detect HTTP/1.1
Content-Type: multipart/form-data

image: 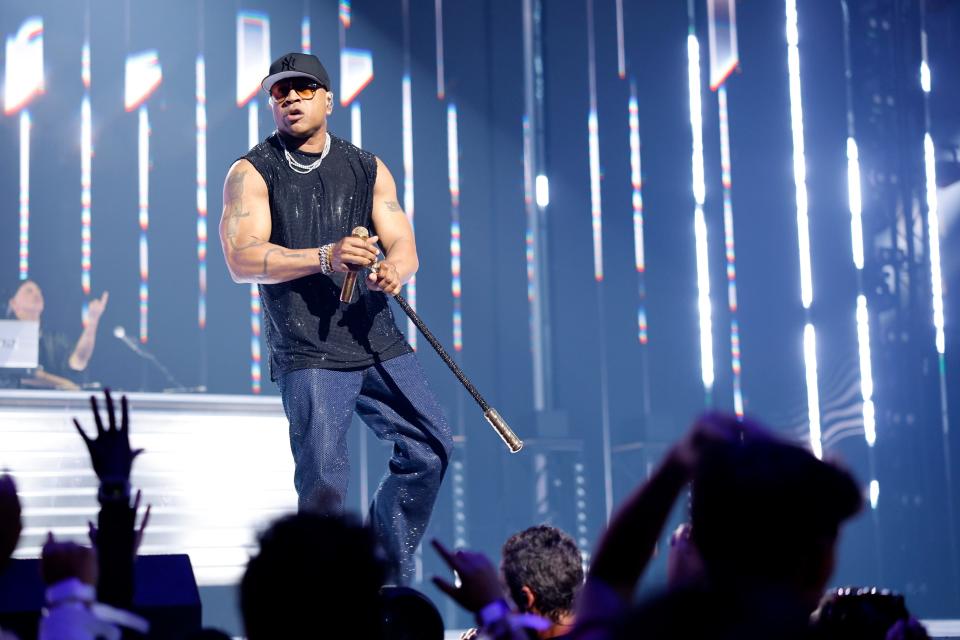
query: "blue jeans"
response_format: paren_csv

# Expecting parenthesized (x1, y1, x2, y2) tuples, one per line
(278, 353, 453, 584)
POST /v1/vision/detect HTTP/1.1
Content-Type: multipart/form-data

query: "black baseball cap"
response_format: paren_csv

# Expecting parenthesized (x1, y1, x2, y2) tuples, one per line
(261, 52, 331, 92)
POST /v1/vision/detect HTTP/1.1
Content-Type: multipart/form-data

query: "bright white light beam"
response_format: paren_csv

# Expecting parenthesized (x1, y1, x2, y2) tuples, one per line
(785, 0, 822, 456)
(924, 133, 945, 356)
(688, 33, 714, 392)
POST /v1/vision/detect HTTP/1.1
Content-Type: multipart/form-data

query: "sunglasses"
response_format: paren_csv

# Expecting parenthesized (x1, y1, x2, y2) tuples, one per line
(270, 78, 324, 102)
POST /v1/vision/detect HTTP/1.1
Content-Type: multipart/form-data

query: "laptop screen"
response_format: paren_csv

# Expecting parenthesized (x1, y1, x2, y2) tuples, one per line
(0, 319, 40, 369)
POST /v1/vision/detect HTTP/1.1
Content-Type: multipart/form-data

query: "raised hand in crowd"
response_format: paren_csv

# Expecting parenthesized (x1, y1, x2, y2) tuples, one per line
(585, 413, 761, 605)
(667, 410, 771, 474)
(73, 389, 145, 610)
(73, 389, 143, 489)
(432, 539, 546, 640)
(665, 523, 705, 590)
(432, 539, 504, 613)
(88, 489, 152, 556)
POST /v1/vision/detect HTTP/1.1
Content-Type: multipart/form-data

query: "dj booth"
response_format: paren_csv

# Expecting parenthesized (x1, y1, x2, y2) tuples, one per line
(0, 389, 296, 586)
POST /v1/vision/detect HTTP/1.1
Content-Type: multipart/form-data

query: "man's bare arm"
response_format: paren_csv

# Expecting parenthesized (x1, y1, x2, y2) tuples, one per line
(219, 160, 323, 284)
(368, 158, 418, 295)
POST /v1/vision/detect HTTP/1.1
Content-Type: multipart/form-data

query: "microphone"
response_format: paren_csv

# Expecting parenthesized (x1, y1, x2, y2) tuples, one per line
(340, 226, 370, 304)
(112, 326, 193, 392)
(113, 326, 145, 356)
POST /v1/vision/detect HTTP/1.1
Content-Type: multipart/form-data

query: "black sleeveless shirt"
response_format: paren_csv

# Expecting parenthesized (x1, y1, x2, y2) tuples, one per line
(243, 132, 412, 381)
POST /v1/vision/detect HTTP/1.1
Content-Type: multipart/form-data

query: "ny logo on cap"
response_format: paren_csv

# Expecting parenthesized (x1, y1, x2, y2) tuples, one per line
(281, 55, 297, 71)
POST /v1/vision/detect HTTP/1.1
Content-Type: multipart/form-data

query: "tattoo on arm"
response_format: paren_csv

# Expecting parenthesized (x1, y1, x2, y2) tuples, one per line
(226, 169, 245, 201)
(383, 200, 402, 213)
(225, 168, 305, 280)
(258, 248, 305, 280)
(224, 170, 267, 252)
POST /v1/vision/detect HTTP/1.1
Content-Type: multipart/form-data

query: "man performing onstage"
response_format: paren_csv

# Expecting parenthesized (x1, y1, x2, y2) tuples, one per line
(219, 52, 453, 583)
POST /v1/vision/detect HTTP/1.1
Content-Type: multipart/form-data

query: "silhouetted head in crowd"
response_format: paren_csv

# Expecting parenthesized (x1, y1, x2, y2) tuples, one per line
(691, 432, 862, 612)
(501, 524, 583, 633)
(380, 586, 444, 640)
(0, 475, 21, 571)
(240, 512, 386, 639)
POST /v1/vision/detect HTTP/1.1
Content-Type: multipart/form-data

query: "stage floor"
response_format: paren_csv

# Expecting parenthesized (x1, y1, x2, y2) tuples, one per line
(0, 389, 297, 586)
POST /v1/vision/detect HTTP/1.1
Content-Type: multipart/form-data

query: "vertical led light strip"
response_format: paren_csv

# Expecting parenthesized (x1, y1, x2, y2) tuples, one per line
(521, 114, 546, 407)
(349, 103, 362, 147)
(847, 139, 865, 271)
(19, 113, 31, 281)
(785, 0, 821, 458)
(628, 84, 647, 346)
(615, 0, 626, 79)
(521, 0, 552, 412)
(435, 0, 445, 99)
(717, 86, 743, 416)
(246, 113, 261, 390)
(248, 105, 261, 394)
(448, 104, 463, 352)
(920, 86, 945, 358)
(586, 47, 603, 279)
(840, 4, 876, 449)
(920, 12, 956, 580)
(687, 28, 715, 396)
(125, 50, 162, 344)
(137, 107, 151, 343)
(401, 1, 417, 349)
(196, 55, 208, 330)
(628, 80, 654, 423)
(237, 11, 270, 393)
(586, 0, 613, 521)
(135, 109, 153, 342)
(81, 42, 92, 323)
(301, 13, 311, 53)
(401, 78, 415, 348)
(5, 17, 44, 281)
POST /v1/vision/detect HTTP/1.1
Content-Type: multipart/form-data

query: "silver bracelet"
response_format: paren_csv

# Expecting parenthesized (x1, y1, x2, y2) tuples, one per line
(319, 243, 335, 275)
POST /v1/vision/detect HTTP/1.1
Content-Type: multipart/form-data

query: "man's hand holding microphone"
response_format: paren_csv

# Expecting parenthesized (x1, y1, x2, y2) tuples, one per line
(330, 227, 402, 300)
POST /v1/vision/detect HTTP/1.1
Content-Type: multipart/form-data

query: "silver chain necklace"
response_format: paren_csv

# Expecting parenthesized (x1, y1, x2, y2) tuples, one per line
(279, 132, 331, 174)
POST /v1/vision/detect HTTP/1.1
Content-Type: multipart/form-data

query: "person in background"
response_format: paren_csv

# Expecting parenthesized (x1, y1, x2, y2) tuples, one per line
(73, 390, 148, 611)
(501, 525, 584, 639)
(240, 511, 386, 639)
(219, 51, 452, 584)
(33, 389, 151, 640)
(5, 280, 108, 390)
(0, 475, 22, 640)
(577, 413, 862, 640)
(0, 475, 20, 572)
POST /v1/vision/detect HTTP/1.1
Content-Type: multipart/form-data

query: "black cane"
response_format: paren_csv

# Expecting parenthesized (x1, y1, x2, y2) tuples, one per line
(347, 226, 522, 453)
(391, 291, 523, 453)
